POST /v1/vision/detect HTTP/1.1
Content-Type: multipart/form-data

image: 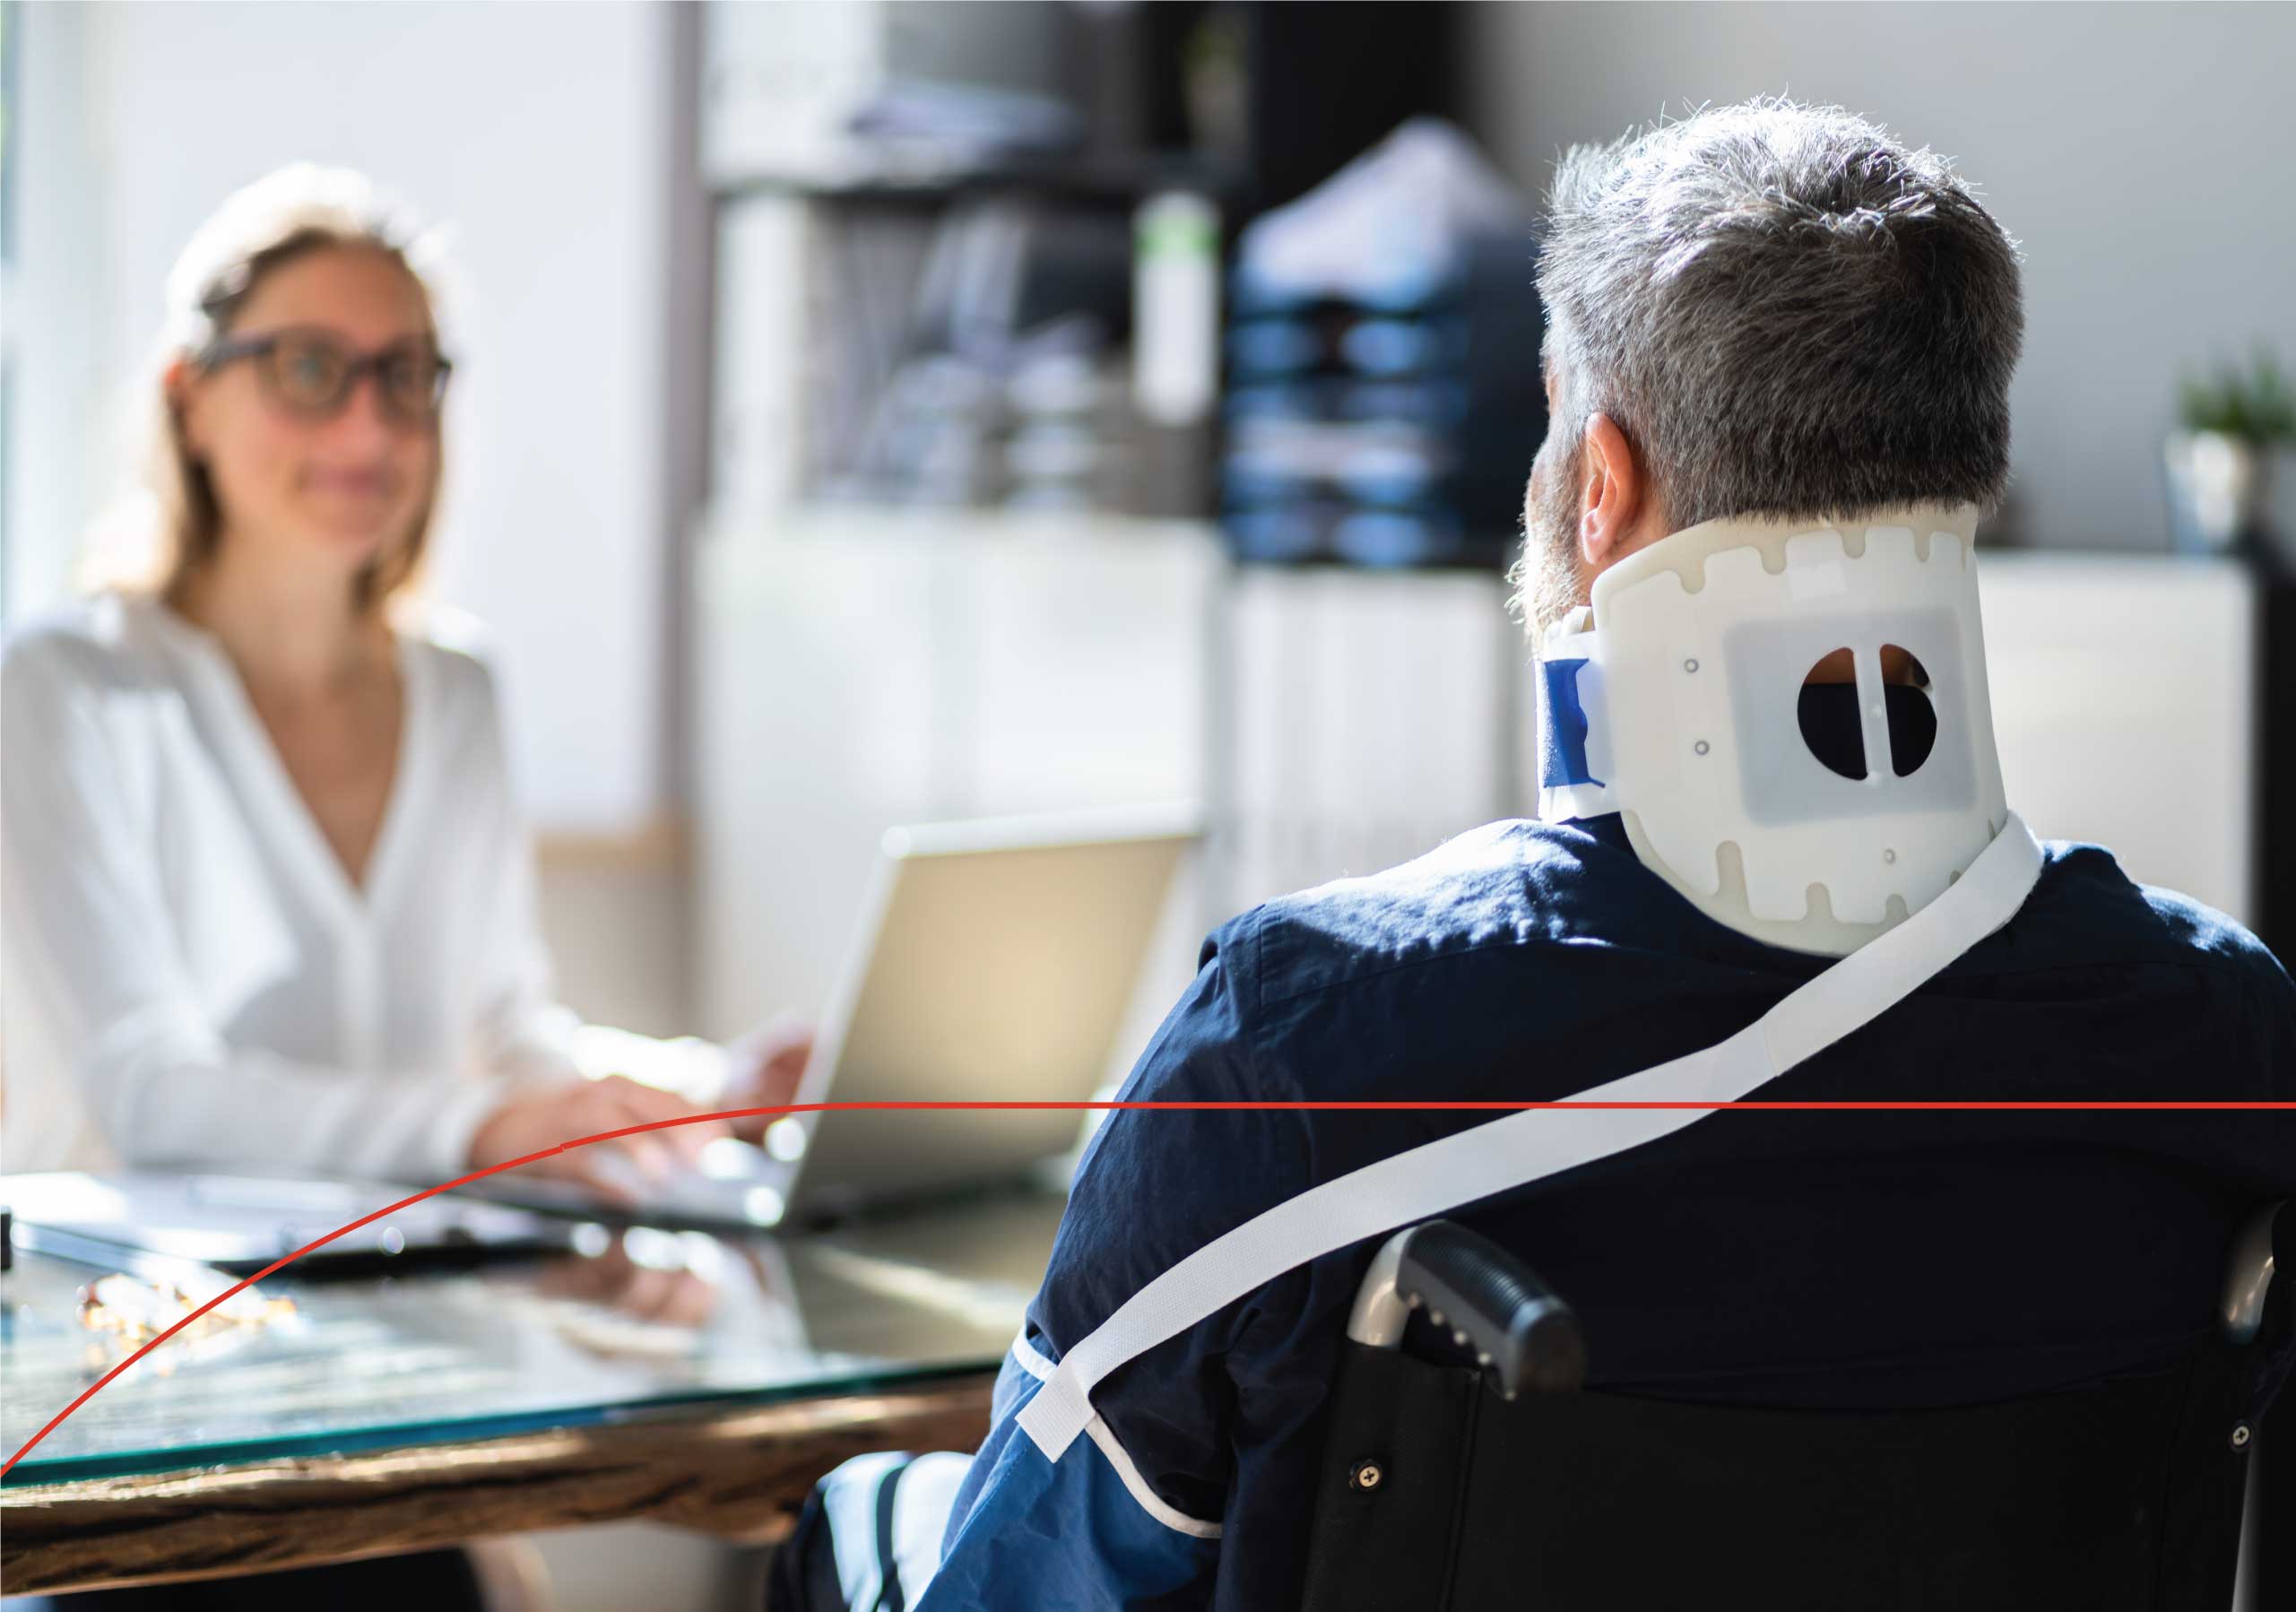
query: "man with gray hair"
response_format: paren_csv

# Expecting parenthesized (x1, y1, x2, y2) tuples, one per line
(1514, 97, 2022, 637)
(775, 97, 2293, 1612)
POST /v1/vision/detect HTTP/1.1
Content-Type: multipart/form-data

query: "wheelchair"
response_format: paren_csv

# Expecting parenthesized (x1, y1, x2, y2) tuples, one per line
(1301, 1201, 2289, 1611)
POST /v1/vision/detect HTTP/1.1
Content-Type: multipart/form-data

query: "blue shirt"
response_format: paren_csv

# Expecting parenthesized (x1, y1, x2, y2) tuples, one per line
(921, 816, 2296, 1610)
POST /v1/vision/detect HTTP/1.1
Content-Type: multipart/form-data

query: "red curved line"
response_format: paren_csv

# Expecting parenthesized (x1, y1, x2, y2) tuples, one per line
(7, 1096, 2292, 1478)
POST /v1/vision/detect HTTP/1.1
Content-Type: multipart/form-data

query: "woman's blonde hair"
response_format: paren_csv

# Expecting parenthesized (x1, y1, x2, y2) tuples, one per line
(93, 163, 451, 611)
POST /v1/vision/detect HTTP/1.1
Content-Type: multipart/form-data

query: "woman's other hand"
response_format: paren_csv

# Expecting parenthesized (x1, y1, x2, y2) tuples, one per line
(468, 1075, 731, 1202)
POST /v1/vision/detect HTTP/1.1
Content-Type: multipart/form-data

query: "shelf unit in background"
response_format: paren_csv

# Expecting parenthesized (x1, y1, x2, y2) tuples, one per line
(689, 3, 2275, 1068)
(690, 1, 1535, 1069)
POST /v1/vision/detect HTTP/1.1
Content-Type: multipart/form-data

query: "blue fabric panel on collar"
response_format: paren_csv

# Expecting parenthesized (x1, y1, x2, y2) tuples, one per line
(1540, 657, 1604, 789)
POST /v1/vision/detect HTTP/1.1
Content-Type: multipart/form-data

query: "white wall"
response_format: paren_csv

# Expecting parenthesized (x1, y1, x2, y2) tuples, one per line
(7, 3, 109, 625)
(7, 1, 679, 833)
(1463, 2, 2296, 552)
(1980, 555, 2255, 922)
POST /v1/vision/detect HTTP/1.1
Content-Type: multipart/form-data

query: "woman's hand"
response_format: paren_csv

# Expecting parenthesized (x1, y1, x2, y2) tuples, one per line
(468, 1075, 731, 1203)
(722, 1020, 815, 1143)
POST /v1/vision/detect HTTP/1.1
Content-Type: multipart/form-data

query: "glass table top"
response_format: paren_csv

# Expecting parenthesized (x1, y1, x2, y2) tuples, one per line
(1, 1185, 1064, 1486)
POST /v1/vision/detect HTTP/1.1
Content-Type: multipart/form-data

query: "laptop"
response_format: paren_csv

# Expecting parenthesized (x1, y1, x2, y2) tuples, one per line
(477, 804, 1201, 1231)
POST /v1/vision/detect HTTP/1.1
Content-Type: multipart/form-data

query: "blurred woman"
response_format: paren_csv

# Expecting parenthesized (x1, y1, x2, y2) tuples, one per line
(0, 164, 801, 1196)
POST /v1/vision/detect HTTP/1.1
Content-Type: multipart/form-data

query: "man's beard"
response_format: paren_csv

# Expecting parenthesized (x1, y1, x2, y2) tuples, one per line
(1510, 446, 1588, 640)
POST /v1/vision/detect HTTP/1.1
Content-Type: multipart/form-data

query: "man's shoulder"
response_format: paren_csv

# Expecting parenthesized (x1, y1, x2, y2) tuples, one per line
(1216, 819, 1646, 1011)
(2018, 838, 2289, 992)
(1206, 822, 2292, 1019)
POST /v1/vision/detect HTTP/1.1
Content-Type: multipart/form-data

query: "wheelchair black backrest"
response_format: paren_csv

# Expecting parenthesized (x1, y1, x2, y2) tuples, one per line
(1300, 1202, 2288, 1612)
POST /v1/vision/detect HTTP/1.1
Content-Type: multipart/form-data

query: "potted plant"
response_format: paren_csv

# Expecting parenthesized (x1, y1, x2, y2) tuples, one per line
(2164, 346, 2296, 560)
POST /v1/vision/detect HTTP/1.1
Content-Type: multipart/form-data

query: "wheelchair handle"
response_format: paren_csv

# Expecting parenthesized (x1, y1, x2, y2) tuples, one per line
(1347, 1220, 1587, 1400)
(2222, 1199, 2285, 1345)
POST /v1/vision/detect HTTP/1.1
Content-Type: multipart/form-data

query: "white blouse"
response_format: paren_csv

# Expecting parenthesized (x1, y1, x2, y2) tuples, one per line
(2, 591, 609, 1181)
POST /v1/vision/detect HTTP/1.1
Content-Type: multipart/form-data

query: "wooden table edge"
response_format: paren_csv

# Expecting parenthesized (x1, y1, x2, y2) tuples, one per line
(1, 1374, 996, 1596)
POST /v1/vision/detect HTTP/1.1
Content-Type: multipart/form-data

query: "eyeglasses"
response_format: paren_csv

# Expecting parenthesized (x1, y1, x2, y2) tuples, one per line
(197, 326, 454, 426)
(78, 1271, 298, 1374)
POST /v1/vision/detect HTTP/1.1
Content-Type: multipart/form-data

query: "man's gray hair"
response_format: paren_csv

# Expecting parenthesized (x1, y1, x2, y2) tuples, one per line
(1536, 96, 2024, 528)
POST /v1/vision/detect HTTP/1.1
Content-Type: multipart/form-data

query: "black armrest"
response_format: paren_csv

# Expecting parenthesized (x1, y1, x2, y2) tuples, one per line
(1397, 1220, 1586, 1399)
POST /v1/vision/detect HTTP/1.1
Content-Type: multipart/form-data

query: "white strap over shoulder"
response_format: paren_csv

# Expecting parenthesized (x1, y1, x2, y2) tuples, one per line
(1016, 813, 2046, 1460)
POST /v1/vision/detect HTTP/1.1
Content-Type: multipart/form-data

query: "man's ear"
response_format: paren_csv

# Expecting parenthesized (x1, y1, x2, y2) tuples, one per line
(1575, 412, 1647, 573)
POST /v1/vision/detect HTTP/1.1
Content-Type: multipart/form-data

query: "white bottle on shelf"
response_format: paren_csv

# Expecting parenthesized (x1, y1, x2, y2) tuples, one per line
(1132, 192, 1220, 429)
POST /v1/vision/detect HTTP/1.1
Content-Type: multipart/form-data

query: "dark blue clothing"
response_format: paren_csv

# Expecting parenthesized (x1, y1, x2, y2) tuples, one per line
(938, 815, 2296, 1610)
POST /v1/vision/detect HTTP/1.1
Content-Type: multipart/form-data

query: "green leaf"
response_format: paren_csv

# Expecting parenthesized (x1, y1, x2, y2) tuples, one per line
(2175, 345, 2296, 443)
